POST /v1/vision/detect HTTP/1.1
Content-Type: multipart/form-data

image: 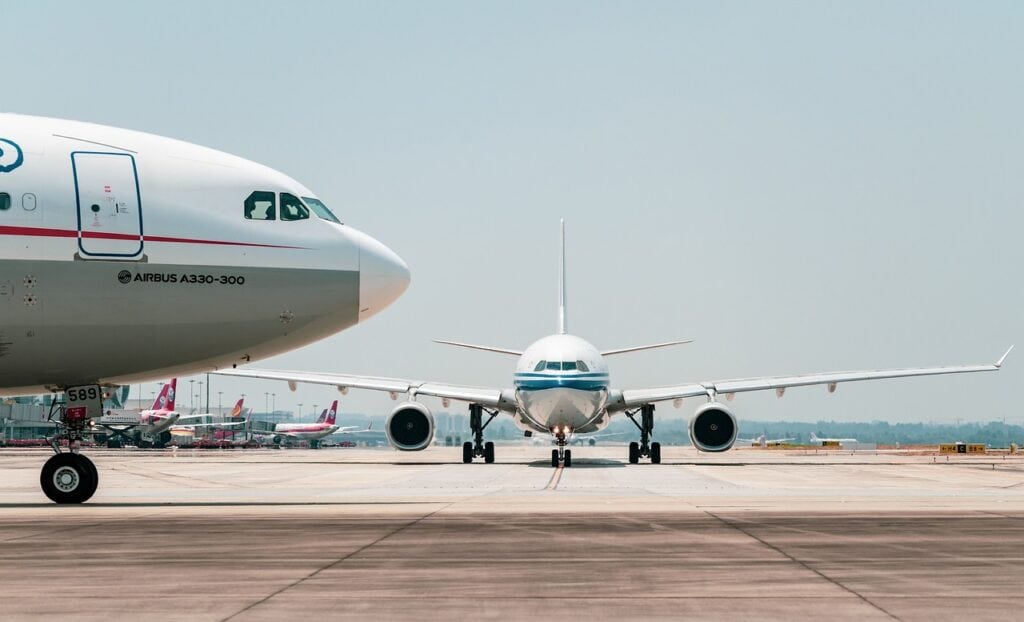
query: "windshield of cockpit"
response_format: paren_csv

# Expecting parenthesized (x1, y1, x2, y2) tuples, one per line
(302, 196, 343, 224)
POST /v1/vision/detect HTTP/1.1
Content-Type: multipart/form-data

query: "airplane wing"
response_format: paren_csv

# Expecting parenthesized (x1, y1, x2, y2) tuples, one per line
(171, 420, 249, 429)
(615, 347, 1012, 410)
(215, 369, 510, 410)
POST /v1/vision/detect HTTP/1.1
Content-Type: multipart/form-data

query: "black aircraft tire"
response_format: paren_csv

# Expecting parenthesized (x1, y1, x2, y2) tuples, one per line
(77, 455, 99, 500)
(484, 441, 495, 464)
(551, 449, 559, 468)
(628, 442, 640, 464)
(651, 442, 662, 464)
(564, 450, 572, 468)
(40, 453, 97, 504)
(462, 441, 473, 464)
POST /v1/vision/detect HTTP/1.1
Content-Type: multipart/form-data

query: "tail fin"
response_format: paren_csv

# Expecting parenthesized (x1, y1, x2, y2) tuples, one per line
(326, 400, 338, 425)
(153, 379, 177, 411)
(809, 433, 819, 443)
(316, 408, 327, 423)
(229, 398, 244, 418)
(558, 219, 567, 335)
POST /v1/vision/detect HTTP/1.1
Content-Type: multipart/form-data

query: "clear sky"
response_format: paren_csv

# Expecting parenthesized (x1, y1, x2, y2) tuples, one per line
(3, 1, 1021, 423)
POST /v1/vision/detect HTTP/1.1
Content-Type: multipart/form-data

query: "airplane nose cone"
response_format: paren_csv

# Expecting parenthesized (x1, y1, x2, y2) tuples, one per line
(350, 229, 410, 322)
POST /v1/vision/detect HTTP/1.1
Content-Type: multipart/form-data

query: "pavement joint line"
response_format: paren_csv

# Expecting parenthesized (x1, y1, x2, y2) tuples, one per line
(218, 503, 453, 622)
(702, 510, 904, 622)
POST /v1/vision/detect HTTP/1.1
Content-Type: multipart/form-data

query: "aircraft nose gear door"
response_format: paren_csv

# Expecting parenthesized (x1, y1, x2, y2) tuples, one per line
(72, 152, 144, 258)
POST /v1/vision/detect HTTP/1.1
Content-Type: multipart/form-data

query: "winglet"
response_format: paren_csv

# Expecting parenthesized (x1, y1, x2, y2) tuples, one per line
(996, 345, 1014, 368)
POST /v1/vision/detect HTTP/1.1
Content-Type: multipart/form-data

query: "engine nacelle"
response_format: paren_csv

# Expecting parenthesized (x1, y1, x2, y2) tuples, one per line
(688, 402, 738, 452)
(386, 402, 435, 451)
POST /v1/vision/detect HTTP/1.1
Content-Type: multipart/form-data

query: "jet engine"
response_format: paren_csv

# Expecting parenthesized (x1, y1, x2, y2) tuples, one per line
(688, 402, 738, 452)
(386, 402, 435, 451)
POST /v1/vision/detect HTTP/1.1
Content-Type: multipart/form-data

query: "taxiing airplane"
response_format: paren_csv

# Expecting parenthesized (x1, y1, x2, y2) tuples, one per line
(809, 432, 858, 446)
(256, 400, 365, 447)
(738, 434, 796, 448)
(0, 113, 409, 502)
(220, 222, 1012, 468)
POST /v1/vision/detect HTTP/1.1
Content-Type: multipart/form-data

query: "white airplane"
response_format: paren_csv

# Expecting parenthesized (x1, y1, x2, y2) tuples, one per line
(257, 400, 363, 447)
(93, 378, 182, 447)
(738, 434, 796, 447)
(0, 113, 410, 502)
(809, 432, 858, 445)
(220, 222, 1012, 468)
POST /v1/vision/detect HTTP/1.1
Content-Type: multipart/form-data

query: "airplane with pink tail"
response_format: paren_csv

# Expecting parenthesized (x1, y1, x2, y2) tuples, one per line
(94, 379, 182, 446)
(257, 400, 367, 447)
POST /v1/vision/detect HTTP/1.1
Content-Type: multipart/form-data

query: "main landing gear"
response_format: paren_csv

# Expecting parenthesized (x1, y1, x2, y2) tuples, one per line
(551, 427, 572, 468)
(462, 403, 497, 464)
(41, 398, 99, 504)
(625, 403, 661, 464)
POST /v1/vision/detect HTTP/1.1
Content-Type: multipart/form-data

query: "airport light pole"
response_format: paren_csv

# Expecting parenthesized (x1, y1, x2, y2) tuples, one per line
(218, 391, 223, 414)
(189, 379, 195, 410)
(312, 404, 318, 421)
(198, 381, 205, 413)
(271, 393, 276, 413)
(205, 373, 210, 413)
(264, 392, 269, 416)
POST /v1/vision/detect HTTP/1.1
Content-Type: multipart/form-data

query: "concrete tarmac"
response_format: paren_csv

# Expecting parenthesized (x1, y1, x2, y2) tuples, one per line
(1, 445, 1023, 621)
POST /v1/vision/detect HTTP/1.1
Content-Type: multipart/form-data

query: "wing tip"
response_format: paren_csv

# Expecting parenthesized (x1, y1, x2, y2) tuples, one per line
(996, 345, 1014, 368)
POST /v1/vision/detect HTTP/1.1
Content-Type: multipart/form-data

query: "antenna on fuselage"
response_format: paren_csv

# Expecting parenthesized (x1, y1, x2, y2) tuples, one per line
(558, 219, 567, 335)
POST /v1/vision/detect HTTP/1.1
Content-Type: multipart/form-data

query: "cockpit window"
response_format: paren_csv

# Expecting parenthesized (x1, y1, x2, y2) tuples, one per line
(280, 193, 310, 221)
(244, 191, 275, 220)
(546, 361, 561, 370)
(576, 361, 589, 372)
(302, 196, 343, 224)
(534, 361, 546, 372)
(561, 361, 577, 371)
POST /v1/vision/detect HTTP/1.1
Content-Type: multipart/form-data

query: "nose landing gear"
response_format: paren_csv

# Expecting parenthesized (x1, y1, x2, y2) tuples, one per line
(550, 427, 572, 467)
(41, 397, 99, 504)
(625, 403, 661, 464)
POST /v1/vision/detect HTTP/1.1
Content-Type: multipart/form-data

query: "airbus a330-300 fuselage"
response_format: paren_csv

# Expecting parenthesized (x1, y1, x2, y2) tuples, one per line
(0, 113, 410, 503)
(0, 113, 409, 395)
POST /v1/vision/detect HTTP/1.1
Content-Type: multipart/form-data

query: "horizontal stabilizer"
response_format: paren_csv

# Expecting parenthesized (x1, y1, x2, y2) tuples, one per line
(433, 339, 522, 356)
(601, 339, 693, 357)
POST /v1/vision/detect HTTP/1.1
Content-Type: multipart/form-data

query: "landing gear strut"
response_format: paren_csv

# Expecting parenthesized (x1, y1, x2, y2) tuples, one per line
(41, 397, 99, 504)
(625, 403, 661, 464)
(550, 428, 572, 468)
(462, 403, 497, 463)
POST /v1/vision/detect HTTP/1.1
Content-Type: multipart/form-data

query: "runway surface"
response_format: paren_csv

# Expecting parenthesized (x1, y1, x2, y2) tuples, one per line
(1, 445, 1023, 621)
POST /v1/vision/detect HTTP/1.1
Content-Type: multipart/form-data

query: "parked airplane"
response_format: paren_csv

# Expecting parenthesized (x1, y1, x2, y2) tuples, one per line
(170, 397, 249, 431)
(738, 434, 796, 447)
(221, 221, 1012, 468)
(0, 113, 409, 502)
(256, 400, 365, 447)
(809, 432, 858, 446)
(93, 379, 181, 447)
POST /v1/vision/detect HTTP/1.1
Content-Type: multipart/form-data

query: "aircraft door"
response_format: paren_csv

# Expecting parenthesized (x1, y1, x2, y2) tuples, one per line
(72, 152, 144, 258)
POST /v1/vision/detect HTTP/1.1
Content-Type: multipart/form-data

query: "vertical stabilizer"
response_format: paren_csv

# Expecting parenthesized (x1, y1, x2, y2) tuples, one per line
(326, 400, 338, 425)
(558, 219, 567, 335)
(153, 379, 177, 411)
(229, 399, 244, 418)
(316, 408, 327, 423)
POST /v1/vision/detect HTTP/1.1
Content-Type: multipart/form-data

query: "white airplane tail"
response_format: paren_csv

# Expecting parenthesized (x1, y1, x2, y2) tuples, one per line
(558, 218, 567, 335)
